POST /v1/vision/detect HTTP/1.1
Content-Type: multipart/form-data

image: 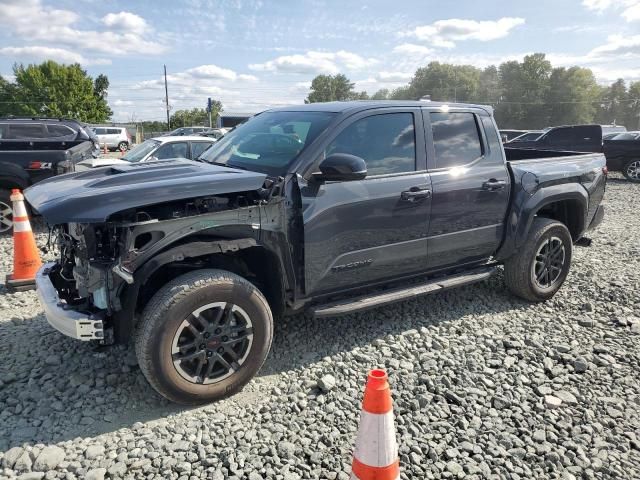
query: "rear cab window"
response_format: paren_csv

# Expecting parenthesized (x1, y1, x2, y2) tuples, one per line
(8, 123, 47, 139)
(428, 111, 483, 169)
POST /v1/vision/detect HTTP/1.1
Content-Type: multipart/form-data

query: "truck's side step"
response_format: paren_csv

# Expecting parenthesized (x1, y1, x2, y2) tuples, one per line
(312, 265, 496, 318)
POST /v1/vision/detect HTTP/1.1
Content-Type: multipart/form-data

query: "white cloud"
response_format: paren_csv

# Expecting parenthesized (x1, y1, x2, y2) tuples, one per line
(377, 71, 413, 82)
(393, 43, 434, 56)
(582, 0, 640, 21)
(0, 46, 110, 65)
(0, 0, 166, 58)
(589, 34, 640, 57)
(249, 50, 377, 74)
(405, 17, 525, 49)
(113, 99, 134, 107)
(102, 12, 149, 35)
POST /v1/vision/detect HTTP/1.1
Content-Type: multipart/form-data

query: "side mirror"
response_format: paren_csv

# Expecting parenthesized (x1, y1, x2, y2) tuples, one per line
(313, 153, 367, 182)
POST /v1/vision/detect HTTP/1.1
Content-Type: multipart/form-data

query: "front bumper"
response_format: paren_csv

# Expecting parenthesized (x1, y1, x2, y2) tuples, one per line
(36, 262, 104, 341)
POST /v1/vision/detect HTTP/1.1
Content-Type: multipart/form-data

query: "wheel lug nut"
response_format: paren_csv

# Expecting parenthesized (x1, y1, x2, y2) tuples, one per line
(199, 344, 206, 350)
(222, 336, 228, 342)
(214, 328, 221, 334)
(203, 332, 210, 338)
(217, 347, 224, 354)
(207, 351, 213, 357)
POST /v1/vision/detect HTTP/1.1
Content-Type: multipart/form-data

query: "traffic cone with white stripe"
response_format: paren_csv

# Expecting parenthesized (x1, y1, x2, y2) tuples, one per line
(6, 189, 41, 292)
(351, 369, 399, 480)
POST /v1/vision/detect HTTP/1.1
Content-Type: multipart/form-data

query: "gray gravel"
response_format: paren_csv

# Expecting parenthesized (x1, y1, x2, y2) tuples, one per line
(1, 173, 639, 479)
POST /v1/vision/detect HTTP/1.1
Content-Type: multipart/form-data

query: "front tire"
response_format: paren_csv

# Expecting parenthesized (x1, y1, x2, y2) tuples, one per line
(504, 218, 573, 302)
(135, 269, 273, 405)
(118, 141, 129, 152)
(622, 159, 640, 182)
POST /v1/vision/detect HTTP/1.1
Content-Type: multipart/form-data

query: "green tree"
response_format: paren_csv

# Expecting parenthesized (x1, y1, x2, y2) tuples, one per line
(624, 81, 640, 130)
(518, 53, 553, 127)
(596, 79, 628, 126)
(546, 67, 599, 126)
(170, 104, 222, 128)
(370, 88, 390, 100)
(389, 85, 413, 100)
(0, 75, 17, 116)
(408, 62, 481, 103)
(305, 74, 357, 103)
(8, 61, 112, 121)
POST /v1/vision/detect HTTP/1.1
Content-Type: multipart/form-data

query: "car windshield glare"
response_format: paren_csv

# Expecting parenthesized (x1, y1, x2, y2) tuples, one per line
(121, 139, 160, 162)
(198, 111, 336, 175)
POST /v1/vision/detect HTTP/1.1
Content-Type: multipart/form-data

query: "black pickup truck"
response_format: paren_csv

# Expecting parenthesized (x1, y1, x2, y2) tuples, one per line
(25, 101, 606, 404)
(603, 133, 640, 182)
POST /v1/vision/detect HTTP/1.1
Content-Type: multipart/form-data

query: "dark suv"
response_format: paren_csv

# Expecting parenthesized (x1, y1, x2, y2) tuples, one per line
(0, 117, 100, 155)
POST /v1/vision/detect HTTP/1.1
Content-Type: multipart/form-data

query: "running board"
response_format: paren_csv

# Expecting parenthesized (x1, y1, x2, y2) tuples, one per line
(312, 266, 496, 318)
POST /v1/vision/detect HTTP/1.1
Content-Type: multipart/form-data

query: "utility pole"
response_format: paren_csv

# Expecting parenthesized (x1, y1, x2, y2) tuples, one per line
(164, 65, 170, 130)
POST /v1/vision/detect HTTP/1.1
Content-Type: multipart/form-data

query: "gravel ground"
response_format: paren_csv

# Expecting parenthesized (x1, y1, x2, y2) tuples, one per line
(0, 173, 639, 479)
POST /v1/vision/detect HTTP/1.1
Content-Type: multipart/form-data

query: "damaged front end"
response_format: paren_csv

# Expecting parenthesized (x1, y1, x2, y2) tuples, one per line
(26, 160, 274, 344)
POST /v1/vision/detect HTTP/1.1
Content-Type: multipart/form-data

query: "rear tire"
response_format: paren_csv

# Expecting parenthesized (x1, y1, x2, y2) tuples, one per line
(135, 269, 273, 405)
(118, 141, 129, 152)
(504, 218, 572, 302)
(622, 159, 640, 182)
(0, 189, 13, 234)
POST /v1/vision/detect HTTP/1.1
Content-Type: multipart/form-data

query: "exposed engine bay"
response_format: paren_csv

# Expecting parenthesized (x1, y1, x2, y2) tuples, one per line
(47, 185, 279, 338)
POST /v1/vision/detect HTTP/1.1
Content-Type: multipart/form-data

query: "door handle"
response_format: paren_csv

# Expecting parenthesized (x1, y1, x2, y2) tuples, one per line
(401, 187, 432, 201)
(482, 179, 507, 191)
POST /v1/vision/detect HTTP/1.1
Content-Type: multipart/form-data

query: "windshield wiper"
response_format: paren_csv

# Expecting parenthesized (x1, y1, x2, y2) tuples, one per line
(209, 161, 248, 171)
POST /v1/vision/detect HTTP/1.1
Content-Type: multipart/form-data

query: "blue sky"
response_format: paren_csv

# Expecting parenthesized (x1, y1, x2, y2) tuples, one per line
(0, 0, 638, 122)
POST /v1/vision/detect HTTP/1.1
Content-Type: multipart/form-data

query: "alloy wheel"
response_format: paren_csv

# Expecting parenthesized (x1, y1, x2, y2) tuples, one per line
(533, 236, 565, 289)
(0, 200, 13, 233)
(171, 302, 254, 384)
(626, 160, 640, 181)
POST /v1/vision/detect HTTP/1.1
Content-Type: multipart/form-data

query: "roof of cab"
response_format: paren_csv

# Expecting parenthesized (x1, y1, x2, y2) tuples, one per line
(266, 100, 493, 115)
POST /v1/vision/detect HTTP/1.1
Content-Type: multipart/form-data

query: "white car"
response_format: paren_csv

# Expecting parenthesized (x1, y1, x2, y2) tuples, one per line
(92, 126, 132, 152)
(77, 136, 216, 170)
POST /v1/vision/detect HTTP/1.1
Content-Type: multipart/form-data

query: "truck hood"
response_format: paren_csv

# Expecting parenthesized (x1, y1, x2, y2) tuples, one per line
(24, 159, 267, 224)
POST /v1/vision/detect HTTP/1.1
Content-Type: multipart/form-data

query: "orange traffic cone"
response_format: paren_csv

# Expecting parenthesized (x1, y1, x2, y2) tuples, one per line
(103, 142, 108, 154)
(6, 189, 42, 292)
(351, 369, 399, 480)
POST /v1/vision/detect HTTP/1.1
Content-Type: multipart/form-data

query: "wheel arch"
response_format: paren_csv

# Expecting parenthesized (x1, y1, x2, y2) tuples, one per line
(114, 238, 285, 343)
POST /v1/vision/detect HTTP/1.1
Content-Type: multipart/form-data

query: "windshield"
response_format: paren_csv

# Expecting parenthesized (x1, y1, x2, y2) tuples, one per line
(198, 111, 336, 175)
(122, 139, 160, 162)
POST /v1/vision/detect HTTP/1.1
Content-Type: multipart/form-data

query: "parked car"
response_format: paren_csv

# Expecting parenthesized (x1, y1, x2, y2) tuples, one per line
(604, 133, 640, 182)
(198, 128, 227, 140)
(76, 136, 216, 169)
(507, 124, 603, 152)
(167, 126, 211, 136)
(92, 126, 132, 152)
(499, 129, 528, 142)
(0, 117, 100, 156)
(26, 101, 606, 404)
(601, 125, 627, 136)
(507, 131, 544, 143)
(0, 139, 96, 232)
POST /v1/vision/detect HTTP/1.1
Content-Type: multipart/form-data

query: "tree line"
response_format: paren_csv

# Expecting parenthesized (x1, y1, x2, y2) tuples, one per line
(306, 54, 640, 130)
(0, 61, 112, 122)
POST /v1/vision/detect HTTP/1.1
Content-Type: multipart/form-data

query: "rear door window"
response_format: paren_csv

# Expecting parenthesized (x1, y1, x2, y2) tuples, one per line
(430, 112, 483, 169)
(8, 123, 47, 139)
(325, 112, 416, 176)
(47, 124, 75, 137)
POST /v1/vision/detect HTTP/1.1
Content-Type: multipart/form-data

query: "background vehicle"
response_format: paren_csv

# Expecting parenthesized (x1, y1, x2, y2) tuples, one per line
(92, 126, 132, 152)
(507, 130, 543, 143)
(198, 128, 227, 140)
(604, 133, 640, 182)
(0, 117, 100, 156)
(0, 140, 95, 232)
(167, 126, 211, 136)
(507, 124, 603, 152)
(76, 136, 216, 169)
(499, 129, 528, 142)
(601, 125, 627, 136)
(26, 101, 606, 404)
